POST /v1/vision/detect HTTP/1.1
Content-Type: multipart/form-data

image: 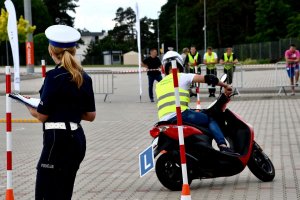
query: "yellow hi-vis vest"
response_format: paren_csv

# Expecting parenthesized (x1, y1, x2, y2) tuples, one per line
(156, 73, 190, 120)
(224, 53, 234, 70)
(188, 52, 199, 69)
(204, 52, 216, 70)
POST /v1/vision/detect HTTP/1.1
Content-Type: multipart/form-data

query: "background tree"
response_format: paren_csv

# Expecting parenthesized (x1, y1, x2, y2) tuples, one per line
(205, 0, 256, 47)
(0, 8, 35, 65)
(287, 14, 300, 38)
(140, 16, 156, 51)
(248, 0, 290, 42)
(285, 0, 300, 38)
(83, 6, 157, 64)
(111, 7, 136, 43)
(0, 8, 36, 43)
(33, 33, 50, 64)
(42, 0, 78, 26)
(159, 0, 256, 51)
(0, 0, 51, 34)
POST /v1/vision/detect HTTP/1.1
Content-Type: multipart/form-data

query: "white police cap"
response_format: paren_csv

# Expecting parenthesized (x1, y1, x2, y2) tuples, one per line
(45, 25, 81, 48)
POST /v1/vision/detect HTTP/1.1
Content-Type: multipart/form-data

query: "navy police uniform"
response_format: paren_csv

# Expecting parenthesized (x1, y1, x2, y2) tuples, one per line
(35, 24, 95, 200)
(35, 65, 95, 199)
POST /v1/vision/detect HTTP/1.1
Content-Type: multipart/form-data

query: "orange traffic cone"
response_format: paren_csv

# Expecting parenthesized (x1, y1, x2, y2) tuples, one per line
(181, 184, 191, 200)
(6, 189, 14, 200)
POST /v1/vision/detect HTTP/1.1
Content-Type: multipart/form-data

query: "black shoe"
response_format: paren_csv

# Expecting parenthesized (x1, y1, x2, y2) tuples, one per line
(219, 146, 240, 155)
(190, 93, 197, 97)
(209, 93, 215, 98)
(150, 99, 155, 102)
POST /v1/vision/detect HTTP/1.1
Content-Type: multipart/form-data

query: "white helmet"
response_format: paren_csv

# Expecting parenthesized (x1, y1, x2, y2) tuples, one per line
(162, 51, 184, 75)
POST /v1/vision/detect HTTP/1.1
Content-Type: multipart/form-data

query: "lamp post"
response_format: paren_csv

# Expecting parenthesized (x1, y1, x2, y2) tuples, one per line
(157, 11, 161, 56)
(24, 0, 34, 73)
(176, 3, 178, 52)
(203, 0, 207, 52)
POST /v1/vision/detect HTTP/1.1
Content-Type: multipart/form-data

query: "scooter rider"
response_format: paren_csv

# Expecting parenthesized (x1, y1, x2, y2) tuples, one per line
(155, 51, 235, 153)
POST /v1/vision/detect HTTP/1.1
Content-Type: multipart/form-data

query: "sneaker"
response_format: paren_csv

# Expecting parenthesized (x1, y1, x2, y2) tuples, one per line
(290, 93, 295, 96)
(219, 146, 240, 155)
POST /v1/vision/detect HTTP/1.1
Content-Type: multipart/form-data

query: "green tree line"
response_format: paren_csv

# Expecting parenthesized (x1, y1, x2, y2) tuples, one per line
(84, 0, 300, 64)
(159, 0, 300, 51)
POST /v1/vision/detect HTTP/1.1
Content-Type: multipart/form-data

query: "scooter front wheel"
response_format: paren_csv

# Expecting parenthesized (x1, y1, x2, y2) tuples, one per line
(247, 142, 275, 182)
(155, 152, 192, 191)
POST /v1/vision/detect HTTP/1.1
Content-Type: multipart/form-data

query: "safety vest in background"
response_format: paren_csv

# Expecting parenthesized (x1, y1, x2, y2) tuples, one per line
(188, 52, 199, 69)
(224, 53, 234, 70)
(204, 52, 216, 70)
(156, 73, 190, 120)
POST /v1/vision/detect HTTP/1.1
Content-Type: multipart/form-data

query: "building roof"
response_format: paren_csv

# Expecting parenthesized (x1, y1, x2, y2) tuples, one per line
(81, 30, 106, 37)
(124, 51, 138, 55)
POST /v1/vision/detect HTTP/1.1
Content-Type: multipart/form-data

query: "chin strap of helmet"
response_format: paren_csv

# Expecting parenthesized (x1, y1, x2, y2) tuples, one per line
(204, 74, 219, 86)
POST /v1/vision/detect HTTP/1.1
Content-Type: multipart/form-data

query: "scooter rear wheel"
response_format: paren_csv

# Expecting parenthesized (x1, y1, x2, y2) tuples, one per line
(155, 152, 191, 191)
(247, 142, 275, 182)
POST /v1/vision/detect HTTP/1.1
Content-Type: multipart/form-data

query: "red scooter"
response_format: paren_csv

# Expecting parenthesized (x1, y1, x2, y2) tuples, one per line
(149, 76, 275, 191)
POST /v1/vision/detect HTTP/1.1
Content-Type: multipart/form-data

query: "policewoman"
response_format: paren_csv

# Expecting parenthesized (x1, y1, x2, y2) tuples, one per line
(27, 25, 96, 199)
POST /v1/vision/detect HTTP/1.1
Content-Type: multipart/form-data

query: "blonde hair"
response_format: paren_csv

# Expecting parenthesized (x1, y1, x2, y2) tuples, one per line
(49, 45, 83, 88)
(182, 47, 189, 54)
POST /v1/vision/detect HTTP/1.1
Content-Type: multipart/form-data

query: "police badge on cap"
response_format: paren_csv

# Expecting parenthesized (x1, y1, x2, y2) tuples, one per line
(45, 25, 81, 48)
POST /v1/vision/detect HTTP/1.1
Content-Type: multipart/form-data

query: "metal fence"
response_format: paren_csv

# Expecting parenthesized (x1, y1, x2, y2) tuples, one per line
(213, 38, 300, 62)
(71, 37, 300, 65)
(196, 64, 243, 93)
(2, 38, 300, 66)
(274, 61, 296, 95)
(86, 70, 114, 102)
(192, 62, 297, 96)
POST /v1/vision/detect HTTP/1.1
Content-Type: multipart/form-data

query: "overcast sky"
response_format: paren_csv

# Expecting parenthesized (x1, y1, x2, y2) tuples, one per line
(70, 0, 168, 32)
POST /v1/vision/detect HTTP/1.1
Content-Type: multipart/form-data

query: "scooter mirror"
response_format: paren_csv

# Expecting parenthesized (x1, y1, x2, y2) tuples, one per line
(220, 74, 227, 83)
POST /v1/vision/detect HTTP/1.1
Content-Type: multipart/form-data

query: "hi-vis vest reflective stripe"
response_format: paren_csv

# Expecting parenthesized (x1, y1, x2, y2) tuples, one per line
(205, 52, 216, 69)
(188, 52, 199, 69)
(156, 73, 190, 120)
(224, 53, 234, 70)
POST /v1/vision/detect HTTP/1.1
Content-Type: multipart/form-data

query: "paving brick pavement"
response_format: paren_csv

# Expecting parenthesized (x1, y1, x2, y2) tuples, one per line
(0, 68, 300, 199)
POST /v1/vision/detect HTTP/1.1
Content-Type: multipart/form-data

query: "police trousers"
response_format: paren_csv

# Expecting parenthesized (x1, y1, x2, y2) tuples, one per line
(35, 125, 86, 200)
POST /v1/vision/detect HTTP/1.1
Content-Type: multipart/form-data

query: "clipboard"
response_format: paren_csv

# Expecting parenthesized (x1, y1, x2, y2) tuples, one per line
(9, 93, 40, 108)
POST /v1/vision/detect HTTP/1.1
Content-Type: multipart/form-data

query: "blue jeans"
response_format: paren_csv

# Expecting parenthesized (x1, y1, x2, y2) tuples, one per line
(170, 109, 226, 145)
(148, 74, 162, 100)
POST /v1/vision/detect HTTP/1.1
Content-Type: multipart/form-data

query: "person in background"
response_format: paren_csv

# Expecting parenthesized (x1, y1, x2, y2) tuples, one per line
(142, 48, 163, 102)
(203, 47, 218, 97)
(181, 47, 189, 71)
(184, 45, 201, 74)
(27, 25, 96, 199)
(219, 47, 238, 84)
(285, 44, 300, 95)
